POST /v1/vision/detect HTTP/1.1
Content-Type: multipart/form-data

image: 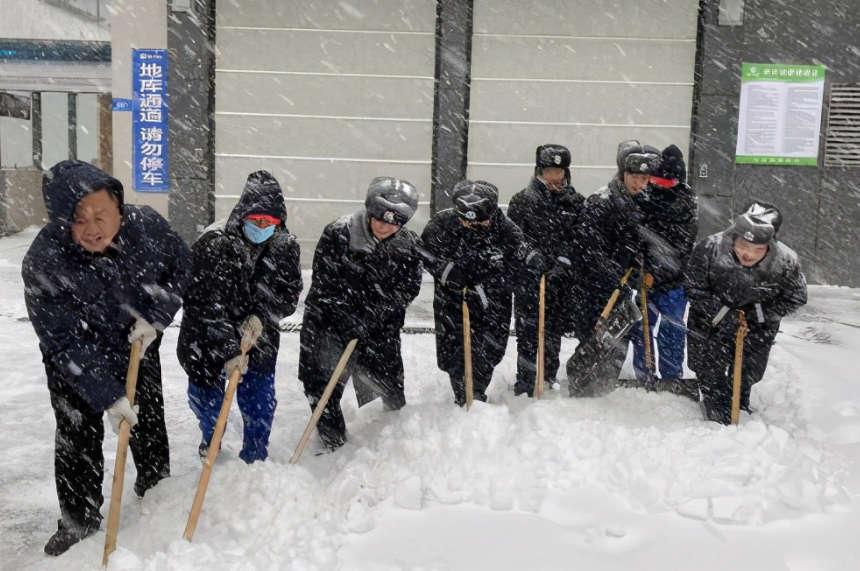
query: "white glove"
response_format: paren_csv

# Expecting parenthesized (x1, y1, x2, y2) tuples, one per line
(106, 396, 139, 434)
(129, 319, 158, 354)
(240, 315, 263, 349)
(225, 354, 249, 377)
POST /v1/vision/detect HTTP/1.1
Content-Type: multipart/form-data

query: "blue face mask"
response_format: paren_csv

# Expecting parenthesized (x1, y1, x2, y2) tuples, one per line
(243, 220, 276, 243)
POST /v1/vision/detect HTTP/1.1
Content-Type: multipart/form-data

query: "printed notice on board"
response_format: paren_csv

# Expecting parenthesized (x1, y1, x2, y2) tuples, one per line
(735, 63, 826, 166)
(132, 48, 169, 192)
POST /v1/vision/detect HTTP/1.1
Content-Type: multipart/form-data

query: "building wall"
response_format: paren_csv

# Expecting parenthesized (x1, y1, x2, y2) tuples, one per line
(214, 0, 437, 255)
(693, 0, 860, 286)
(467, 0, 699, 202)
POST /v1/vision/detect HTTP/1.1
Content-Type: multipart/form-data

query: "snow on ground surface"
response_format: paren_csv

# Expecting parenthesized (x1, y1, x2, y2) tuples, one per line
(1, 227, 859, 570)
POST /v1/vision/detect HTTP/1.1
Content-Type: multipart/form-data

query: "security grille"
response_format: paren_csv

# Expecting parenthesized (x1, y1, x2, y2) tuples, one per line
(824, 83, 860, 167)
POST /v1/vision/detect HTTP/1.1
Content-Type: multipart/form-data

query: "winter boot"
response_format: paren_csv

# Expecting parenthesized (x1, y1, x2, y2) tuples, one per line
(134, 471, 168, 498)
(44, 519, 98, 556)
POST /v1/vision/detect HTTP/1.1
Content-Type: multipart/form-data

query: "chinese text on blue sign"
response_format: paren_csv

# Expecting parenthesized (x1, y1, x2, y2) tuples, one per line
(132, 49, 169, 192)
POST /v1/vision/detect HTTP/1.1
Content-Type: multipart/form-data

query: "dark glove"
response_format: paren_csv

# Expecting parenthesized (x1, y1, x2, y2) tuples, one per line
(525, 250, 550, 275)
(709, 306, 743, 338)
(441, 261, 467, 290)
(344, 320, 369, 341)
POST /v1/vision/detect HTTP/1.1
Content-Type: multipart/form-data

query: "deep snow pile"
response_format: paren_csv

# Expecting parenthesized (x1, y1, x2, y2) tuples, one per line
(1, 228, 858, 571)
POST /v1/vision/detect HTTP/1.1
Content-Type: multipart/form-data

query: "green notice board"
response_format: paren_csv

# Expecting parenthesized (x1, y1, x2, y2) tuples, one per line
(735, 63, 826, 166)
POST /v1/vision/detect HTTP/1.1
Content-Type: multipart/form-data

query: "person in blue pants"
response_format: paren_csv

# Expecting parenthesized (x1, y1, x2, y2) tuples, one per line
(178, 171, 303, 463)
(629, 145, 698, 395)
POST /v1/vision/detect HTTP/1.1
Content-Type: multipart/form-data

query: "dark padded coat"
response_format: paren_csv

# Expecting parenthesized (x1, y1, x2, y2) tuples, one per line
(23, 161, 189, 412)
(572, 176, 645, 336)
(634, 182, 699, 294)
(507, 177, 586, 390)
(420, 208, 526, 396)
(299, 210, 423, 444)
(685, 230, 807, 419)
(177, 171, 302, 388)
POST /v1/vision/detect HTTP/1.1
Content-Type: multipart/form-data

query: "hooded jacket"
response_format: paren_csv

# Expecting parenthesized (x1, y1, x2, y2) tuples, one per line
(22, 160, 190, 411)
(177, 171, 302, 387)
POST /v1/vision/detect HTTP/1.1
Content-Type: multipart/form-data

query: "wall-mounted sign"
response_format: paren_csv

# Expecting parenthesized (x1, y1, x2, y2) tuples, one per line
(735, 63, 826, 166)
(112, 98, 132, 112)
(132, 48, 169, 192)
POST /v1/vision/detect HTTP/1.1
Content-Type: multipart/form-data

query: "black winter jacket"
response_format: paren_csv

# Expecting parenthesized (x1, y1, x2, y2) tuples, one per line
(177, 172, 302, 387)
(23, 161, 189, 411)
(303, 210, 423, 339)
(634, 182, 699, 293)
(576, 177, 645, 304)
(420, 208, 526, 371)
(685, 231, 807, 339)
(507, 177, 585, 267)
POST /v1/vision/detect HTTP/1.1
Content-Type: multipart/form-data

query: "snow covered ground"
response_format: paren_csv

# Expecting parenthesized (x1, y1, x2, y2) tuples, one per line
(1, 227, 859, 570)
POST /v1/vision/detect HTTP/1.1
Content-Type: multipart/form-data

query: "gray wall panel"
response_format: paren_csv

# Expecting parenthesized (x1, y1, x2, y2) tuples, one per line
(473, 0, 698, 39)
(217, 0, 437, 32)
(472, 37, 696, 83)
(467, 123, 690, 170)
(469, 81, 694, 124)
(469, 0, 698, 191)
(217, 29, 434, 75)
(215, 156, 432, 200)
(216, 115, 432, 159)
(217, 73, 434, 118)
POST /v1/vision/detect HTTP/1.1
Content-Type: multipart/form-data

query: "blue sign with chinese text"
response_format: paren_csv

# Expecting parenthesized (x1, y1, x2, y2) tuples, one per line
(112, 98, 132, 112)
(132, 49, 169, 192)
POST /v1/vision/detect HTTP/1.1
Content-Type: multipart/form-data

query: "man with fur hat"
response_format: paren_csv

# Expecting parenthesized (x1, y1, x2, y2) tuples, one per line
(299, 176, 423, 451)
(178, 171, 302, 463)
(628, 144, 699, 394)
(22, 160, 190, 555)
(570, 140, 659, 352)
(507, 144, 585, 396)
(685, 201, 806, 424)
(421, 180, 528, 405)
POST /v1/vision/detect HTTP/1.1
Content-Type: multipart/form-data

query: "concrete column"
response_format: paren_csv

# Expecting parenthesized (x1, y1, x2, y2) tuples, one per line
(110, 0, 168, 216)
(431, 0, 474, 215)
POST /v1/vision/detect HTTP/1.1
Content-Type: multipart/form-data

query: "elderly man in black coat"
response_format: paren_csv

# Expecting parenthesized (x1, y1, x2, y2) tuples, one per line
(686, 202, 807, 424)
(177, 171, 302, 464)
(421, 180, 529, 405)
(299, 177, 423, 451)
(507, 144, 586, 397)
(22, 160, 189, 556)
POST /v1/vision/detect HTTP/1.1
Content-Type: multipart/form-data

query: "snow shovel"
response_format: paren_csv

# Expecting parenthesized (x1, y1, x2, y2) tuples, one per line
(534, 274, 546, 399)
(462, 288, 474, 410)
(102, 339, 143, 567)
(183, 334, 257, 541)
(290, 338, 358, 464)
(730, 310, 748, 425)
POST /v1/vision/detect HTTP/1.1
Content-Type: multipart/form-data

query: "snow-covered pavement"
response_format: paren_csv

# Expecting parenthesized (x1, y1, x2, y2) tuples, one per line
(1, 227, 858, 570)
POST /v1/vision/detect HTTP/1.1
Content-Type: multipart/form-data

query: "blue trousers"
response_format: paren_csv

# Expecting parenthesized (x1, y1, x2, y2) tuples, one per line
(629, 286, 688, 380)
(188, 367, 277, 464)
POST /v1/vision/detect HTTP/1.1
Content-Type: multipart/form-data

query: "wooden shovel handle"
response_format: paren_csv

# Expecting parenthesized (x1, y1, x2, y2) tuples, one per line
(102, 339, 143, 567)
(290, 338, 358, 464)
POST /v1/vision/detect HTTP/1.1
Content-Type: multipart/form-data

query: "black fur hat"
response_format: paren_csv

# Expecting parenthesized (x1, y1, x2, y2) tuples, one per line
(535, 144, 572, 180)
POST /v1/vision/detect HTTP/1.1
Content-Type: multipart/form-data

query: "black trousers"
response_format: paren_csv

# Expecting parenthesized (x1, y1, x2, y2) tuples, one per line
(513, 276, 570, 395)
(688, 321, 778, 419)
(48, 338, 170, 528)
(299, 313, 406, 445)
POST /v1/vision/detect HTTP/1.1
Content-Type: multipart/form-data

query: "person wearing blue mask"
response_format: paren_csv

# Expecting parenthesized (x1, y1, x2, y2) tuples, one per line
(177, 171, 303, 463)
